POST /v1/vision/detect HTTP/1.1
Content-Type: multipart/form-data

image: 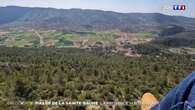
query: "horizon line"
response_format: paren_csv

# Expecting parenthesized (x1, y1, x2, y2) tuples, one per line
(1, 5, 195, 19)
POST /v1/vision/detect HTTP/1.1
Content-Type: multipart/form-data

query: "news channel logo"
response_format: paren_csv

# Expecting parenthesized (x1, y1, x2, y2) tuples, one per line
(161, 5, 186, 11)
(173, 5, 186, 10)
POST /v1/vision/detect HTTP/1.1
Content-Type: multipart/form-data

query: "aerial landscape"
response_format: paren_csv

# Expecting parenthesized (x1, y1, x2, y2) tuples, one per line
(0, 3, 195, 110)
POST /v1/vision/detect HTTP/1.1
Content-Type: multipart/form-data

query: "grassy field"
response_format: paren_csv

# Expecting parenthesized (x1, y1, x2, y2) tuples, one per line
(0, 30, 154, 48)
(0, 31, 121, 47)
(169, 47, 195, 54)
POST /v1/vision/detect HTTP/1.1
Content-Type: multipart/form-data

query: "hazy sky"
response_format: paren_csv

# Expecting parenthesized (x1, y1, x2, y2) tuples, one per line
(0, 0, 194, 18)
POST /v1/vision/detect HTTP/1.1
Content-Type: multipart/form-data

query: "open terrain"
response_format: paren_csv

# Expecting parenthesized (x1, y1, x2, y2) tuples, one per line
(0, 6, 195, 110)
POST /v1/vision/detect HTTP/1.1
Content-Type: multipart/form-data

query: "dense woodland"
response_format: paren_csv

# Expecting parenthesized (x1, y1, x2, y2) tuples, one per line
(0, 47, 195, 110)
(0, 5, 195, 110)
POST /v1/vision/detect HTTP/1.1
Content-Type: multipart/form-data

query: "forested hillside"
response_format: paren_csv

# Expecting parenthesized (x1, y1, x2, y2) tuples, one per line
(0, 5, 195, 110)
(1, 6, 195, 32)
(0, 47, 194, 110)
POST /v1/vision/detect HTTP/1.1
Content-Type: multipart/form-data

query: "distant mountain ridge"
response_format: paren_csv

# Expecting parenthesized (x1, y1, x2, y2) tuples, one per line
(1, 6, 195, 32)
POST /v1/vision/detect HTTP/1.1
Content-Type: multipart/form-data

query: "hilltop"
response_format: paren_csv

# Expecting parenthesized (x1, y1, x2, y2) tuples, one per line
(0, 6, 195, 33)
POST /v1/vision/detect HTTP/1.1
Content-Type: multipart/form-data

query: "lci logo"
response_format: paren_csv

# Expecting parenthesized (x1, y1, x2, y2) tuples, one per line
(173, 5, 186, 10)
